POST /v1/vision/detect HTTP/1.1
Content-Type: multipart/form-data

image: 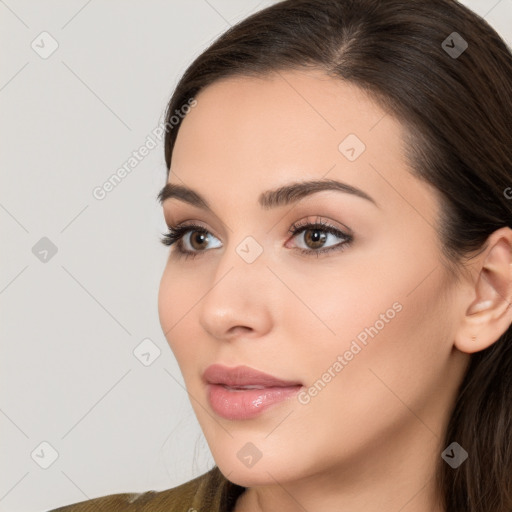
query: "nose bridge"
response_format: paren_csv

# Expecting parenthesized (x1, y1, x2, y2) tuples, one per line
(198, 232, 274, 339)
(213, 221, 269, 284)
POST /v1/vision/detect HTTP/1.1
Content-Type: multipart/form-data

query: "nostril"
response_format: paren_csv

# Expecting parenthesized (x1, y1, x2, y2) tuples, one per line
(228, 326, 253, 336)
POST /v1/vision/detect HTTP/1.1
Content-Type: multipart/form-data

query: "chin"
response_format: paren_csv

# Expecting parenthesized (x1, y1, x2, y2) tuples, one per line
(217, 461, 281, 487)
(213, 446, 306, 488)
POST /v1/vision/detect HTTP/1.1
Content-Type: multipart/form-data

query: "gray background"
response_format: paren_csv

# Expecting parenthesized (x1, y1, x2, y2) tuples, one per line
(1, 1, 510, 511)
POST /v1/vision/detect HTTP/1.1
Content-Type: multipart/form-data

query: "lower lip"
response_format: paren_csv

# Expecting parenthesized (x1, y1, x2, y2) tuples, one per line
(206, 383, 302, 420)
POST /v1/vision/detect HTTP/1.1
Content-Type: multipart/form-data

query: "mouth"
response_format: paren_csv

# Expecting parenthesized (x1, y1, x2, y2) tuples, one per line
(202, 363, 302, 388)
(203, 364, 303, 420)
(221, 384, 267, 390)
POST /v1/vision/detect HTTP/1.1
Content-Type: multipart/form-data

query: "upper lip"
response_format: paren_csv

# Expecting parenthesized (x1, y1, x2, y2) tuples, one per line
(203, 364, 302, 388)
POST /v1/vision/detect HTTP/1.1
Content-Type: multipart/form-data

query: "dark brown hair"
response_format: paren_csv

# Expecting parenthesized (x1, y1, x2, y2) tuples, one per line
(160, 1, 512, 510)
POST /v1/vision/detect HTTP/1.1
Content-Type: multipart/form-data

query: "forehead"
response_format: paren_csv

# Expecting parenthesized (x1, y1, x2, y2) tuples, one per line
(173, 68, 396, 168)
(169, 69, 438, 225)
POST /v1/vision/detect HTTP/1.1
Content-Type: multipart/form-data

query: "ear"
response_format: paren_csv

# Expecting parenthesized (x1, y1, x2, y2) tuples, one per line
(454, 226, 512, 354)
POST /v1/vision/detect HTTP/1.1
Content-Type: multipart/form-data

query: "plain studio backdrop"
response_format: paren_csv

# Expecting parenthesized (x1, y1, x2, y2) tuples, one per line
(1, 1, 511, 511)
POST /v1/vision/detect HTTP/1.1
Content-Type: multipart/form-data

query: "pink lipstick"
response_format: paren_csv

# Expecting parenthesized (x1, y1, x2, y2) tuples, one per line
(203, 364, 303, 420)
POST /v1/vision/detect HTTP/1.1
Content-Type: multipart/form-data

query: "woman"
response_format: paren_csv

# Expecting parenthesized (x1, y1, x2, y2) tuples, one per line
(48, 0, 512, 511)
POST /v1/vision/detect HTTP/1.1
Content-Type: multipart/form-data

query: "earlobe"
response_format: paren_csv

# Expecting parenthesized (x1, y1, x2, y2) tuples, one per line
(454, 227, 512, 354)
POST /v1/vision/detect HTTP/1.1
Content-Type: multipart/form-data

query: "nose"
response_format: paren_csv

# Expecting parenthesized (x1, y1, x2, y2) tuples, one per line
(197, 245, 274, 342)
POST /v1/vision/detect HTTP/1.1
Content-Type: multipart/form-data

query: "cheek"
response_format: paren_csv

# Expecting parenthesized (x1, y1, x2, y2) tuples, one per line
(274, 251, 403, 370)
(157, 266, 189, 351)
(299, 280, 450, 433)
(157, 265, 208, 376)
(284, 234, 448, 394)
(281, 272, 452, 473)
(157, 269, 173, 339)
(158, 262, 201, 327)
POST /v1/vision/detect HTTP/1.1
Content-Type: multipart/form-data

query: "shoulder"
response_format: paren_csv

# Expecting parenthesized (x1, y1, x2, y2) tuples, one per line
(46, 466, 246, 512)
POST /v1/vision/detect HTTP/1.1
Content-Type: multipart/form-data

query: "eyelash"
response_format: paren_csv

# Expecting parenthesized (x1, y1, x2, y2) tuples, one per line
(159, 218, 353, 260)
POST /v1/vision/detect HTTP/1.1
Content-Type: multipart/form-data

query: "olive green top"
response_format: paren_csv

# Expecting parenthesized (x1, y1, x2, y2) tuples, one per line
(46, 466, 246, 512)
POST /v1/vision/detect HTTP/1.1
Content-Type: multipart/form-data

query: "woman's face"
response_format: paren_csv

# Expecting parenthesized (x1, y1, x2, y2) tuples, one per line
(157, 69, 470, 487)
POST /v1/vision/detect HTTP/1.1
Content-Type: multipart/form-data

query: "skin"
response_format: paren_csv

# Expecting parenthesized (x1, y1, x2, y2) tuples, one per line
(157, 68, 512, 512)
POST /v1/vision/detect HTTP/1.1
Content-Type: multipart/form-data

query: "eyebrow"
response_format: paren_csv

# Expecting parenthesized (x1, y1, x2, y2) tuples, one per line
(157, 178, 378, 211)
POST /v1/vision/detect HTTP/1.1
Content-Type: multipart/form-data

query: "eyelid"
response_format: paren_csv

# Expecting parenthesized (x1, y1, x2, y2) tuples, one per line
(287, 215, 353, 236)
(166, 215, 351, 239)
(164, 217, 225, 240)
(285, 218, 352, 251)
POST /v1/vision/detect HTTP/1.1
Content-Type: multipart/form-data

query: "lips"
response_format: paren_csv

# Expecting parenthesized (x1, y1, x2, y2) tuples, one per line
(203, 364, 302, 388)
(203, 364, 304, 420)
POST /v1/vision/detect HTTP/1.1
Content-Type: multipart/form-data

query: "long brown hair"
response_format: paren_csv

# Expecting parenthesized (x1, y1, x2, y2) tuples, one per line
(161, 1, 512, 510)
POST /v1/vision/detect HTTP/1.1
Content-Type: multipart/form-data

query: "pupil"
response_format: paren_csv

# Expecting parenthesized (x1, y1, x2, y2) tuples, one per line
(307, 229, 326, 247)
(193, 232, 206, 248)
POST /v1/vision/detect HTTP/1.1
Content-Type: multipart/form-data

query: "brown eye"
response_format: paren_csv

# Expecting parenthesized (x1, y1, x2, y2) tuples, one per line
(179, 226, 222, 254)
(303, 228, 328, 249)
(159, 223, 222, 257)
(288, 220, 353, 257)
(188, 230, 210, 251)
